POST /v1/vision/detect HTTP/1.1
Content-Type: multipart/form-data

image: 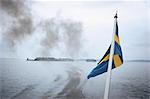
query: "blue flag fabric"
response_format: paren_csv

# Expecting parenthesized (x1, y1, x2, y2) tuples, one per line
(87, 20, 123, 79)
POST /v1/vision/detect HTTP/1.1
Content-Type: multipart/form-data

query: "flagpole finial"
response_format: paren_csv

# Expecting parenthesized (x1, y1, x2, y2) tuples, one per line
(114, 11, 118, 18)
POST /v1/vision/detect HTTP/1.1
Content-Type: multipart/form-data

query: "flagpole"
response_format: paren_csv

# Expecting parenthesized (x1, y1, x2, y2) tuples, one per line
(103, 12, 118, 99)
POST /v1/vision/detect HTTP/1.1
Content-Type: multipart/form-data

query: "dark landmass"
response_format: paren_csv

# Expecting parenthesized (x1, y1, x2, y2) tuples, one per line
(26, 58, 34, 61)
(85, 59, 97, 62)
(125, 60, 150, 63)
(26, 57, 97, 62)
(26, 57, 150, 63)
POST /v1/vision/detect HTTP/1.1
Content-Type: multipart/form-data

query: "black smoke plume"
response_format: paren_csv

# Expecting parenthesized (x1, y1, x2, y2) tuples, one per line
(0, 0, 83, 57)
(39, 17, 83, 57)
(0, 0, 33, 48)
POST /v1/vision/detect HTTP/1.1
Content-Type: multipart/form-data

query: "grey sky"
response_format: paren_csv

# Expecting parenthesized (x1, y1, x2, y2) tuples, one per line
(0, 0, 149, 60)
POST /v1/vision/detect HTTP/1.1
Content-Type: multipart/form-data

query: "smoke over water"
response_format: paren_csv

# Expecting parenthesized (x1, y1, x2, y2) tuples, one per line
(61, 19, 83, 57)
(0, 0, 83, 57)
(0, 0, 33, 48)
(39, 17, 83, 57)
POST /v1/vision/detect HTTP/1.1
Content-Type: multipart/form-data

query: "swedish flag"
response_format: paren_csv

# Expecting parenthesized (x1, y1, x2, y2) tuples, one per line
(87, 15, 123, 79)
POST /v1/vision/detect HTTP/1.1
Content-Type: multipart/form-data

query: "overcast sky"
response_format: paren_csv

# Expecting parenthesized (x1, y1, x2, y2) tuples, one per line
(0, 0, 149, 60)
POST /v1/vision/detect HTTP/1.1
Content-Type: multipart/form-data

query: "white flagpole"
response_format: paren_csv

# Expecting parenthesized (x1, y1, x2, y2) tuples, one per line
(103, 12, 118, 99)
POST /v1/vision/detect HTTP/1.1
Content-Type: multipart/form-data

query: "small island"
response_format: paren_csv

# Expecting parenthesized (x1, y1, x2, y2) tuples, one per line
(26, 57, 97, 62)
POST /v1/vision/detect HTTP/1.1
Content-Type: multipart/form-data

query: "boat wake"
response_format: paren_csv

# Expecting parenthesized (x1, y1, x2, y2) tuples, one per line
(41, 66, 86, 99)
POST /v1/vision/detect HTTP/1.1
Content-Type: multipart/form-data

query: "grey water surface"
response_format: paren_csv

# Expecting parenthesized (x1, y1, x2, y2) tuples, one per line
(0, 59, 149, 99)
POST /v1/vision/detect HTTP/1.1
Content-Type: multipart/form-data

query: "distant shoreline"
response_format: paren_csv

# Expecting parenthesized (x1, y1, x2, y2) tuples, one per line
(125, 60, 150, 63)
(26, 57, 97, 62)
(26, 57, 150, 63)
(0, 58, 150, 63)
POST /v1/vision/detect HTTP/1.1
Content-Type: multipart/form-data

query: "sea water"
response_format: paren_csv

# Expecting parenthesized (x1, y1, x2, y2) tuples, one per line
(0, 59, 149, 99)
